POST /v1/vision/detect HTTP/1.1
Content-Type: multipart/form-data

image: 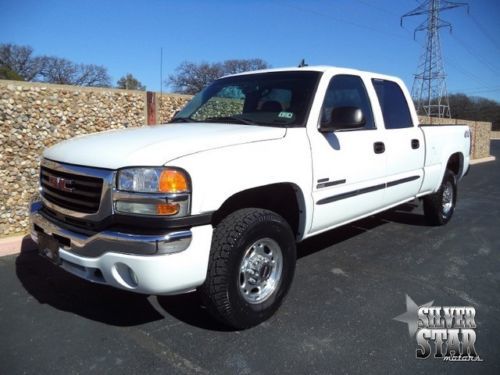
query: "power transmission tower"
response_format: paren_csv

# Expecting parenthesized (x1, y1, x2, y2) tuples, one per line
(402, 0, 468, 118)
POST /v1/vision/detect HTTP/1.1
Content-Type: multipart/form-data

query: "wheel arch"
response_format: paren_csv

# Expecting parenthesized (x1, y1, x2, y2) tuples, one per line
(446, 152, 464, 178)
(212, 183, 306, 240)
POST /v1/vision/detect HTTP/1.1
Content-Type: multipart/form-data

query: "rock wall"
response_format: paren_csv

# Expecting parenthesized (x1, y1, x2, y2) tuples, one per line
(0, 80, 494, 235)
(0, 80, 145, 235)
(491, 131, 500, 140)
(157, 93, 192, 123)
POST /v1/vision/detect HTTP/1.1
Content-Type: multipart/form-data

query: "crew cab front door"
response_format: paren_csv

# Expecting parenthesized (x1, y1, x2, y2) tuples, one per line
(308, 74, 387, 234)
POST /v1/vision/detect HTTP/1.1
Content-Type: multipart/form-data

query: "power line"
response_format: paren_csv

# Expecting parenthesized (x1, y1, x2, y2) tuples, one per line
(450, 33, 499, 75)
(270, 1, 498, 101)
(443, 52, 494, 88)
(353, 0, 416, 39)
(454, 86, 500, 95)
(353, 0, 399, 17)
(469, 13, 500, 52)
(272, 1, 408, 41)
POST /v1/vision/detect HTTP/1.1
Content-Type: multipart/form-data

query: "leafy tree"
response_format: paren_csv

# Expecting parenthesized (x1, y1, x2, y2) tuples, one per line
(167, 58, 270, 94)
(0, 65, 24, 80)
(116, 73, 146, 90)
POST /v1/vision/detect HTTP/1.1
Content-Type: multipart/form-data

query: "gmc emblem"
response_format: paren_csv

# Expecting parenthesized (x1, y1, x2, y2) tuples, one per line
(47, 176, 74, 192)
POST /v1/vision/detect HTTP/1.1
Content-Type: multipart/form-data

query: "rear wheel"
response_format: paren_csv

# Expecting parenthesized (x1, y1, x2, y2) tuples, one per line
(200, 208, 296, 329)
(423, 169, 457, 226)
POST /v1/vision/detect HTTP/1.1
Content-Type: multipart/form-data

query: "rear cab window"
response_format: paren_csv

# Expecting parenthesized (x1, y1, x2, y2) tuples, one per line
(372, 79, 414, 129)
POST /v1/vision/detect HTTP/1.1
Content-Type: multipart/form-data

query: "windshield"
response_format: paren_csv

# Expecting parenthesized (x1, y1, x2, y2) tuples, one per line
(172, 71, 322, 127)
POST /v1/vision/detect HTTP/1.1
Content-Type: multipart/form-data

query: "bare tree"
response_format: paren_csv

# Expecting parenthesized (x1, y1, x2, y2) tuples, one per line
(167, 59, 270, 95)
(116, 73, 146, 90)
(39, 57, 76, 84)
(1, 43, 111, 87)
(222, 58, 269, 75)
(40, 57, 111, 87)
(73, 64, 111, 87)
(167, 61, 223, 95)
(0, 43, 46, 81)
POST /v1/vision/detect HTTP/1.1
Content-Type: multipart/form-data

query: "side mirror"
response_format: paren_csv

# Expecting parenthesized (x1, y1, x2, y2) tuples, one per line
(319, 106, 366, 132)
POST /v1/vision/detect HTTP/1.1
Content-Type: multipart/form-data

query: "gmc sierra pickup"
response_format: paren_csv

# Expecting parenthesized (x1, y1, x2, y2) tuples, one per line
(29, 66, 471, 329)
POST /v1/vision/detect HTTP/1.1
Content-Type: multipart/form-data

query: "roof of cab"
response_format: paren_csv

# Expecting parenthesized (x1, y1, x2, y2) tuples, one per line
(224, 65, 402, 83)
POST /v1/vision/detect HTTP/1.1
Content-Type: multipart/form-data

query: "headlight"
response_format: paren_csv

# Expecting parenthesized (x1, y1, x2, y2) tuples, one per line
(115, 167, 190, 216)
(117, 167, 189, 193)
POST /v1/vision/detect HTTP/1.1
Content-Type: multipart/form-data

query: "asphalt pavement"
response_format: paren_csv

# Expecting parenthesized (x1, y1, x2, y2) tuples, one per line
(1, 142, 500, 374)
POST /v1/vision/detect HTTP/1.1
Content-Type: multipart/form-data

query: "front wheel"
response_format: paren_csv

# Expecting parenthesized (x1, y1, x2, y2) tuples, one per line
(200, 208, 296, 329)
(423, 169, 457, 226)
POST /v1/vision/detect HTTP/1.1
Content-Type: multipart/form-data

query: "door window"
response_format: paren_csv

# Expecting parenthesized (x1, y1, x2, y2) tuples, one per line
(372, 79, 413, 129)
(321, 75, 375, 129)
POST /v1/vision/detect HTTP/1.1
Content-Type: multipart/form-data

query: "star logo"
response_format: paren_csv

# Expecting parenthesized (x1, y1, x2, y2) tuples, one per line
(393, 294, 434, 336)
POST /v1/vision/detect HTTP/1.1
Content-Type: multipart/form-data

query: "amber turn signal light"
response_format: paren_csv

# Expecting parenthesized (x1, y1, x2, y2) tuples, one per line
(156, 203, 180, 215)
(159, 170, 189, 193)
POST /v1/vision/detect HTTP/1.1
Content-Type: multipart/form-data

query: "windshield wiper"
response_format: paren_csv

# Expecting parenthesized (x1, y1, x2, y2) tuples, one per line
(169, 117, 197, 123)
(204, 116, 257, 125)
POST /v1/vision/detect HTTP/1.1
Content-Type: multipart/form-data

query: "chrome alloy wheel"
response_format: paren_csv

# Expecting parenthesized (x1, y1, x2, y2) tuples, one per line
(442, 181, 454, 215)
(239, 238, 283, 304)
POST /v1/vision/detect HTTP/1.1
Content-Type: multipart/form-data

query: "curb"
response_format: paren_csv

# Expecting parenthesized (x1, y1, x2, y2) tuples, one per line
(0, 235, 36, 257)
(470, 156, 496, 165)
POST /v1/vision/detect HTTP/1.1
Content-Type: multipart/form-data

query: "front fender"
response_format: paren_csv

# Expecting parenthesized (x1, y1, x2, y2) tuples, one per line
(166, 129, 313, 223)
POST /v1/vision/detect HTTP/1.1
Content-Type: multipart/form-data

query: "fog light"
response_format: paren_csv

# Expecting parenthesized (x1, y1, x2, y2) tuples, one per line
(129, 268, 139, 286)
(113, 263, 139, 288)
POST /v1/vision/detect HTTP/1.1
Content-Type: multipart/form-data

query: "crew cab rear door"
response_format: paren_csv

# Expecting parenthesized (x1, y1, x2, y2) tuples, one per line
(308, 73, 387, 233)
(371, 79, 425, 206)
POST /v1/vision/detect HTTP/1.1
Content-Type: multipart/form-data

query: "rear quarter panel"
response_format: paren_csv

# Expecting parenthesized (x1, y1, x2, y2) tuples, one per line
(419, 125, 471, 194)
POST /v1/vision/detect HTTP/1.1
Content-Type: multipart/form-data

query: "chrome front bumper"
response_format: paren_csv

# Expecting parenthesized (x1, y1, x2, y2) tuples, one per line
(30, 201, 192, 256)
(28, 200, 215, 295)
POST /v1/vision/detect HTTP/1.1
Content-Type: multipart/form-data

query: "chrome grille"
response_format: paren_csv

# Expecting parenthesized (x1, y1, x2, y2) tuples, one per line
(40, 166, 103, 213)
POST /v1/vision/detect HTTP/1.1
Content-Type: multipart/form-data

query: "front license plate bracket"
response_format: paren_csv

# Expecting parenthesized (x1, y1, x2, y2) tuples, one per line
(38, 232, 62, 265)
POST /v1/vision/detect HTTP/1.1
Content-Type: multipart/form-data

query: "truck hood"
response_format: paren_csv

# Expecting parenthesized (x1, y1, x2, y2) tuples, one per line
(43, 123, 286, 169)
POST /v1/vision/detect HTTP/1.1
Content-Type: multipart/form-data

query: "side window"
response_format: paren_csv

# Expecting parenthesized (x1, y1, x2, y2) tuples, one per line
(372, 79, 413, 129)
(321, 74, 375, 129)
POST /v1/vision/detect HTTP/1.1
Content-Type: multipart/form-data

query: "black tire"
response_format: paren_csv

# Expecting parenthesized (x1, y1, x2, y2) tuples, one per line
(423, 169, 457, 226)
(200, 208, 296, 330)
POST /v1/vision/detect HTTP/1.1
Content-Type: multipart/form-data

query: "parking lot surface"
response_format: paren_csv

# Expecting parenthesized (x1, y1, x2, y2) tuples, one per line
(1, 142, 499, 374)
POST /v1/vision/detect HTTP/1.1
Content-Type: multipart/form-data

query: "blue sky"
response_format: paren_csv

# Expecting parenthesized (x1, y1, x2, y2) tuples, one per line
(2, 0, 499, 101)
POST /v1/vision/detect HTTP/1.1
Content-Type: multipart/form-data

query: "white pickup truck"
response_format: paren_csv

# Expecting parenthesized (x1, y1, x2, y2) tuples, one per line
(30, 66, 471, 329)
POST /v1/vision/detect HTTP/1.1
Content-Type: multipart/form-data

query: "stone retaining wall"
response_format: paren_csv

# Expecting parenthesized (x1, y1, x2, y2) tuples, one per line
(0, 80, 185, 235)
(491, 131, 500, 139)
(0, 80, 494, 235)
(157, 93, 192, 124)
